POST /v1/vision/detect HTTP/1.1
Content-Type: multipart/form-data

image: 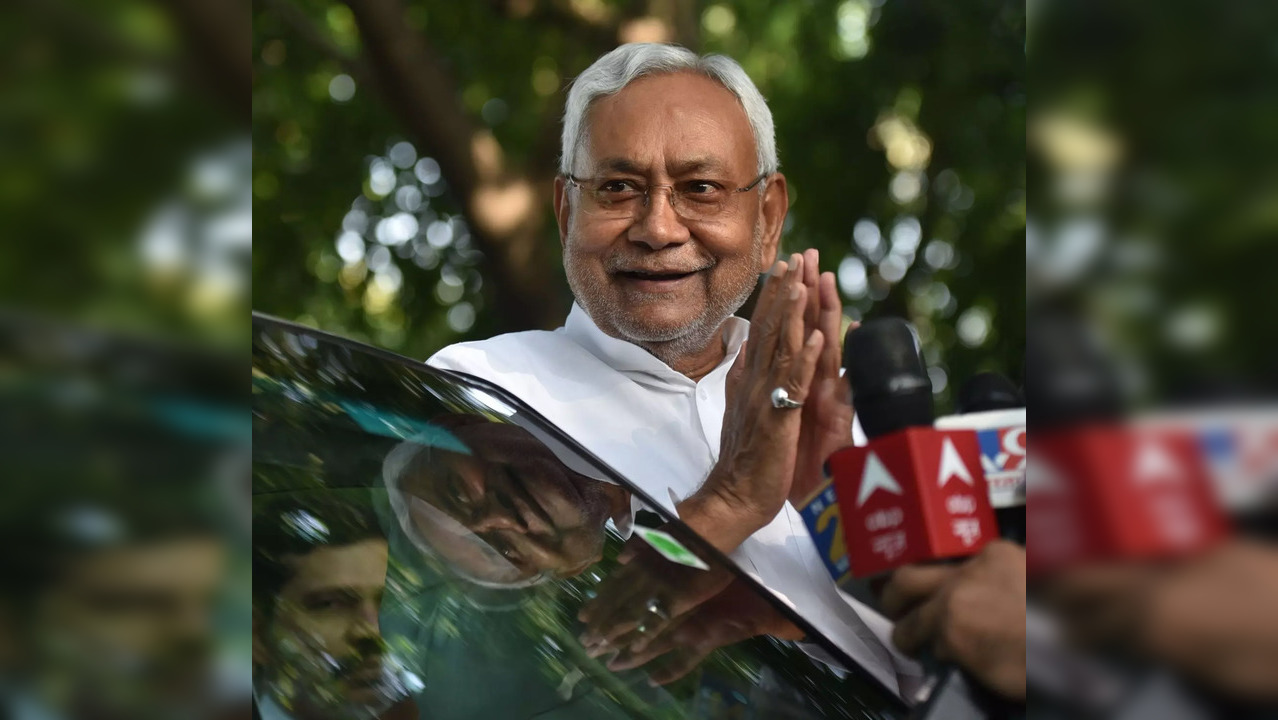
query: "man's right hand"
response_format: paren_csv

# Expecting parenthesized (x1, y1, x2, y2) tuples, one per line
(678, 252, 823, 552)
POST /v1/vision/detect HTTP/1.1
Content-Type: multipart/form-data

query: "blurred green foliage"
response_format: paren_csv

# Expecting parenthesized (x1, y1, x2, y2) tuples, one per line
(1029, 0, 1278, 399)
(1, 0, 249, 348)
(253, 0, 1025, 409)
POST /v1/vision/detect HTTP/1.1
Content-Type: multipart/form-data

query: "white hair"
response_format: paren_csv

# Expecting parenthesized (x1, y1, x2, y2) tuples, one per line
(559, 43, 778, 177)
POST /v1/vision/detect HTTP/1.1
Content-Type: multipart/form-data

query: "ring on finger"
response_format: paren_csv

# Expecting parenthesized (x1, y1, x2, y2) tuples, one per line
(644, 597, 669, 621)
(770, 387, 803, 409)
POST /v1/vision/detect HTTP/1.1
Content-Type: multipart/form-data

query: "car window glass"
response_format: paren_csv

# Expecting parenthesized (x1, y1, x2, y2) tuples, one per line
(252, 316, 905, 720)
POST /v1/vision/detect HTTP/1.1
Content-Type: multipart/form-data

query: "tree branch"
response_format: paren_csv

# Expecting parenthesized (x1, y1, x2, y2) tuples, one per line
(343, 0, 481, 196)
(342, 0, 562, 331)
(159, 0, 252, 122)
(256, 0, 380, 94)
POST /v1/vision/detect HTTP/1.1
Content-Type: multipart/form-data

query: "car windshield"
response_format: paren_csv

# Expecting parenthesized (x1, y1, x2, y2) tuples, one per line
(251, 313, 906, 720)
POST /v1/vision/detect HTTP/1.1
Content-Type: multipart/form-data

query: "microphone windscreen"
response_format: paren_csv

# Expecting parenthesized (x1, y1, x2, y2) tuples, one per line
(844, 318, 934, 437)
(956, 372, 1023, 414)
(1024, 313, 1125, 428)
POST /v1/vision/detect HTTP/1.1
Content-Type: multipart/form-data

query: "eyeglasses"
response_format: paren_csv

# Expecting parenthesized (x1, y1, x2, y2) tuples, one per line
(564, 173, 767, 222)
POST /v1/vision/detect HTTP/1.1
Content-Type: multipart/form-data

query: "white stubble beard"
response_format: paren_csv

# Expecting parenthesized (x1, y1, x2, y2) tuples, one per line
(563, 220, 764, 369)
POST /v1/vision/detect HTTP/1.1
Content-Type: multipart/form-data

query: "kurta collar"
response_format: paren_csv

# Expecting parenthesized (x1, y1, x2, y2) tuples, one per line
(562, 303, 748, 387)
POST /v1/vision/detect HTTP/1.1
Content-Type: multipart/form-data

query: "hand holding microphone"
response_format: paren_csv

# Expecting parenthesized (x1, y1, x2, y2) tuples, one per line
(826, 317, 1022, 715)
(875, 363, 1029, 701)
(1024, 312, 1276, 713)
(881, 541, 1028, 702)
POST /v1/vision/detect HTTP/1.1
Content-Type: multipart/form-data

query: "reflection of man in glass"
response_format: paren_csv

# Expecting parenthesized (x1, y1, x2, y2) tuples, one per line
(252, 498, 413, 720)
(384, 416, 632, 588)
(2, 503, 234, 720)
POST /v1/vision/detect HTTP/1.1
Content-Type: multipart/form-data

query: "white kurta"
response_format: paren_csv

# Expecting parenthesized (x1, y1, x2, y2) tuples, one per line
(428, 303, 923, 698)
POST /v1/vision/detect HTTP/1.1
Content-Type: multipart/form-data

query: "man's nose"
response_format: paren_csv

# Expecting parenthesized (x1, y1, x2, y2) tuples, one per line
(348, 601, 381, 640)
(629, 186, 690, 250)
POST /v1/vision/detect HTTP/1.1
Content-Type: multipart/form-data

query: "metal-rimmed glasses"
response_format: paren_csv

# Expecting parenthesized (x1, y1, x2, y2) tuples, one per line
(564, 173, 767, 222)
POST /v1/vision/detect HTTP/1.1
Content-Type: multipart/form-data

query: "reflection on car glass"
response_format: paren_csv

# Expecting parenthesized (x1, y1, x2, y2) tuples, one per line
(252, 318, 906, 719)
(253, 495, 419, 720)
(2, 315, 250, 720)
(384, 415, 632, 590)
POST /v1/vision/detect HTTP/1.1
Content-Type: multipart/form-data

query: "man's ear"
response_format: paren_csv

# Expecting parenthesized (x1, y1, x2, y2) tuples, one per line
(757, 173, 789, 272)
(553, 176, 570, 250)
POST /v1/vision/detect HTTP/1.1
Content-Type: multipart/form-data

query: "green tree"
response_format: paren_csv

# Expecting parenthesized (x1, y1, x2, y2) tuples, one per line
(2, 0, 249, 347)
(252, 0, 1025, 409)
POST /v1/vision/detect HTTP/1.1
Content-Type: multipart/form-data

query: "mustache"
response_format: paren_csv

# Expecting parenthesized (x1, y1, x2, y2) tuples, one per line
(334, 638, 387, 677)
(604, 256, 716, 274)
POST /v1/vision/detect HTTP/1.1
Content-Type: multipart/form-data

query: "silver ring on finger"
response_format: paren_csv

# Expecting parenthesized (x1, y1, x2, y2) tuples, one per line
(644, 597, 669, 621)
(770, 387, 803, 409)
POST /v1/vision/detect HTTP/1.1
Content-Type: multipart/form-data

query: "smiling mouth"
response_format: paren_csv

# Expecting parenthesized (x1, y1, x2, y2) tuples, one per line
(615, 269, 701, 282)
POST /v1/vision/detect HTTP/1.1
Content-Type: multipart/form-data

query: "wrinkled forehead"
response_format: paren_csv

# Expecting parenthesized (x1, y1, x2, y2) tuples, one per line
(580, 71, 757, 178)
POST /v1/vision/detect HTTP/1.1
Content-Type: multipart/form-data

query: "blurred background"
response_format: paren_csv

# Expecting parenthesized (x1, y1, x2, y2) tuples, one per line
(1029, 0, 1278, 404)
(1027, 2, 1278, 717)
(252, 0, 1026, 411)
(2, 2, 250, 718)
(2, 0, 250, 348)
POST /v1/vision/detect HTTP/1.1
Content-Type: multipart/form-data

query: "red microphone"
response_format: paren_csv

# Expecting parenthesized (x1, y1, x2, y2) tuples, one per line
(1029, 424, 1230, 574)
(1023, 315, 1231, 575)
(829, 429, 999, 576)
(830, 318, 999, 578)
(810, 318, 1009, 718)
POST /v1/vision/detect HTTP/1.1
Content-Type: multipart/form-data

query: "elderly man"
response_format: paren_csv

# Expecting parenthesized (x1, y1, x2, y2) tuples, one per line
(427, 43, 921, 697)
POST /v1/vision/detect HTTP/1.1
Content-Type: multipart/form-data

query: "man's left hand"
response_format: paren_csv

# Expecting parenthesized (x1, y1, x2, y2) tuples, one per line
(880, 540, 1027, 702)
(791, 248, 856, 502)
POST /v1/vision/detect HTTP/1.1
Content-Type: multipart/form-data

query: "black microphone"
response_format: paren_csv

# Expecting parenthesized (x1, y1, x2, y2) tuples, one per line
(956, 372, 1023, 414)
(843, 317, 933, 438)
(1024, 313, 1125, 429)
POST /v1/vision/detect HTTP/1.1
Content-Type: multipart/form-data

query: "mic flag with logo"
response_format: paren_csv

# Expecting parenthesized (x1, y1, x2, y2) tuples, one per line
(1027, 424, 1231, 574)
(821, 427, 999, 577)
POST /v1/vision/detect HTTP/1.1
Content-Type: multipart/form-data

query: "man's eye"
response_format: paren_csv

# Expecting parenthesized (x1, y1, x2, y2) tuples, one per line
(448, 472, 469, 508)
(681, 181, 725, 204)
(598, 180, 639, 194)
(307, 595, 357, 612)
